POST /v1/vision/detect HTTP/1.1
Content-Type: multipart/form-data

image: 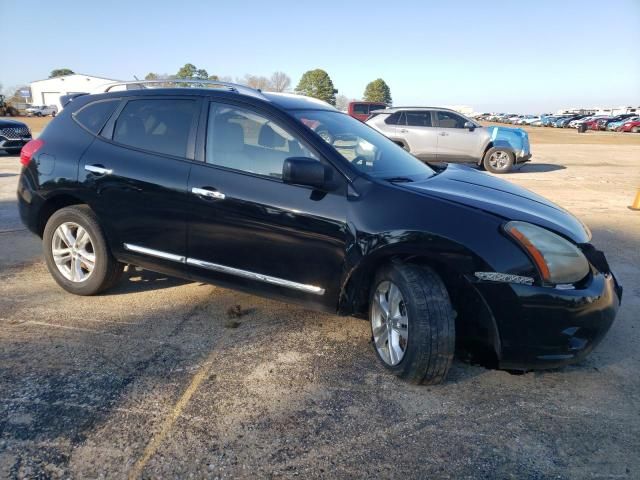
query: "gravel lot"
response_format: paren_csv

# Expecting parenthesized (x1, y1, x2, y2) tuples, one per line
(0, 128, 639, 479)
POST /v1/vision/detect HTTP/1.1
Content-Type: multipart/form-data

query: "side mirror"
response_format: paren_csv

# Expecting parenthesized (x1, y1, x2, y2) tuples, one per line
(464, 121, 476, 131)
(282, 157, 330, 190)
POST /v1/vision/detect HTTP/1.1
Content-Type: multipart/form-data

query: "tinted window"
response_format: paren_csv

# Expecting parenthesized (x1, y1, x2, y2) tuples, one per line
(206, 103, 316, 178)
(353, 104, 369, 114)
(113, 99, 197, 157)
(405, 111, 432, 127)
(74, 100, 119, 134)
(437, 111, 467, 129)
(292, 110, 434, 179)
(384, 112, 403, 125)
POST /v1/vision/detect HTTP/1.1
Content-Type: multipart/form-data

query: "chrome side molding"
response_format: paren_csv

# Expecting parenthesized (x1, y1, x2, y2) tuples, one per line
(186, 258, 324, 295)
(123, 243, 325, 295)
(123, 243, 186, 263)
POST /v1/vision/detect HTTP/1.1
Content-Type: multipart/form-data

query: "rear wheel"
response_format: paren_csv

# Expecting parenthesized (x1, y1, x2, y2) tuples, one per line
(43, 205, 124, 295)
(483, 147, 515, 174)
(632, 127, 639, 134)
(369, 262, 455, 385)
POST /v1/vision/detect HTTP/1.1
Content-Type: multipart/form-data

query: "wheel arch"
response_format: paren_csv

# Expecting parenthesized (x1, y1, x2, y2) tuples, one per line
(480, 140, 516, 165)
(37, 193, 87, 237)
(338, 240, 502, 367)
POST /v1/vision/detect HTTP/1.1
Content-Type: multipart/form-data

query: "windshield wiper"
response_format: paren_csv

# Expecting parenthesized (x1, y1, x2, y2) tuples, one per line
(384, 176, 414, 183)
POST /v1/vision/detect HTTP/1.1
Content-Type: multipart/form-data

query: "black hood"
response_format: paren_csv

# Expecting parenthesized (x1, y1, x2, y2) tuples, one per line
(404, 165, 591, 243)
(0, 118, 28, 128)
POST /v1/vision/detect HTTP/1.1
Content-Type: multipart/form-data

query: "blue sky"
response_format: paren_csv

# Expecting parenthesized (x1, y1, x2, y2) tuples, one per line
(2, 0, 638, 113)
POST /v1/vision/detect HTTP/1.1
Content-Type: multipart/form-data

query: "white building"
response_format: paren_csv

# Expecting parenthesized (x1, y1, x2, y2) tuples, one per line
(30, 73, 119, 110)
(443, 105, 474, 116)
(556, 106, 639, 116)
(594, 106, 639, 116)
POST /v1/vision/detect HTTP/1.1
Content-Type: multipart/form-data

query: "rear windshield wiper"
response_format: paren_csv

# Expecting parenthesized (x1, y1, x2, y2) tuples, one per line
(384, 176, 414, 183)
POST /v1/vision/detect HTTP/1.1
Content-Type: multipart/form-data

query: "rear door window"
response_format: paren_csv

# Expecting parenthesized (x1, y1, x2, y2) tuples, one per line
(112, 99, 198, 158)
(73, 99, 120, 134)
(405, 111, 432, 127)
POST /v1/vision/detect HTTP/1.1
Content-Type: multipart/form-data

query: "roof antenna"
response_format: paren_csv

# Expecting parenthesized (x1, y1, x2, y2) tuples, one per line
(133, 75, 140, 80)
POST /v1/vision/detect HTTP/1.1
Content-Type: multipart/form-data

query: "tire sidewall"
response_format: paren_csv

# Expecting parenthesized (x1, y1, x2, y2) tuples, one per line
(369, 264, 432, 377)
(43, 206, 112, 295)
(483, 147, 515, 174)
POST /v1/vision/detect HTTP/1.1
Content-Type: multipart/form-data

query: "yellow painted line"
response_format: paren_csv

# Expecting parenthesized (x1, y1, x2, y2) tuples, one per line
(128, 350, 217, 480)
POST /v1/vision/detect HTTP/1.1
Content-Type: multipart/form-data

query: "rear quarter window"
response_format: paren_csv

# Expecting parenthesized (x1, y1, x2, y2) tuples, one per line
(384, 112, 403, 125)
(73, 99, 120, 134)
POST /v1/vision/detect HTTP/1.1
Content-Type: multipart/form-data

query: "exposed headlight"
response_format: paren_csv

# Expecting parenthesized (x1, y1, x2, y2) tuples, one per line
(504, 221, 590, 285)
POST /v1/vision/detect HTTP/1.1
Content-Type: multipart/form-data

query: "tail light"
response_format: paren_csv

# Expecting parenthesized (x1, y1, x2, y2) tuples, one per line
(20, 139, 44, 167)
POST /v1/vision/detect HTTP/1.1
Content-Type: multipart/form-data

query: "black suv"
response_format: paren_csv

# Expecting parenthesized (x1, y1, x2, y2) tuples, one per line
(17, 80, 621, 384)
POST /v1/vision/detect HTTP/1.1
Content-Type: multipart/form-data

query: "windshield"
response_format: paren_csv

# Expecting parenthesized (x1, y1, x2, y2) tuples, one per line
(292, 110, 434, 179)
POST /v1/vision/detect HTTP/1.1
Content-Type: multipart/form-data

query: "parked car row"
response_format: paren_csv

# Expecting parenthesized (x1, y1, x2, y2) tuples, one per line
(477, 112, 640, 132)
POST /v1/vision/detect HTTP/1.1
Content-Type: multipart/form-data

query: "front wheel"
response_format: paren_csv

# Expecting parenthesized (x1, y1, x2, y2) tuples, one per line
(483, 147, 515, 174)
(43, 205, 124, 295)
(369, 262, 455, 385)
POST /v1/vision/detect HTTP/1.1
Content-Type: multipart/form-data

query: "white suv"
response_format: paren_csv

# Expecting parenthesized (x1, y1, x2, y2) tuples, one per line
(26, 105, 58, 117)
(366, 107, 531, 173)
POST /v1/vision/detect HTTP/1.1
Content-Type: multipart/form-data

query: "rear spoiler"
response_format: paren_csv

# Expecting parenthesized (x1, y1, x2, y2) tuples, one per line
(60, 93, 89, 108)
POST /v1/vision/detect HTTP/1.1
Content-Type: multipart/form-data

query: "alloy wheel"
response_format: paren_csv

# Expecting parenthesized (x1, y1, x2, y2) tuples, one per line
(489, 151, 510, 170)
(51, 222, 96, 282)
(371, 280, 409, 366)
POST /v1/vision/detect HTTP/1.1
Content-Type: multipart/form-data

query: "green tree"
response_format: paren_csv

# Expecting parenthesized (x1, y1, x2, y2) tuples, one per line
(295, 69, 337, 105)
(49, 68, 74, 78)
(175, 63, 209, 80)
(144, 72, 159, 80)
(363, 78, 392, 105)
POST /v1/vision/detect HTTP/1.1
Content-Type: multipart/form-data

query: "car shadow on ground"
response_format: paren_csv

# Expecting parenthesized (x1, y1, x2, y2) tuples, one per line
(511, 163, 566, 173)
(0, 173, 18, 178)
(105, 266, 191, 295)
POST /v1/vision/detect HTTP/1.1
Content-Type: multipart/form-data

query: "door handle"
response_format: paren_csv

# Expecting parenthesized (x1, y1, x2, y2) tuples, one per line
(85, 164, 113, 175)
(439, 132, 449, 137)
(192, 187, 225, 200)
(399, 129, 409, 133)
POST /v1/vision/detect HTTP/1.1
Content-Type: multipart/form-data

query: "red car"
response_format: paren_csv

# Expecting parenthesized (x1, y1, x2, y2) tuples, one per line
(619, 119, 640, 133)
(584, 117, 608, 130)
(348, 101, 387, 122)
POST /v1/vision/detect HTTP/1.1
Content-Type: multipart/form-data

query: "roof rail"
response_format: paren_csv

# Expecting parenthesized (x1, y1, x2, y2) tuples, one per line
(93, 79, 269, 100)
